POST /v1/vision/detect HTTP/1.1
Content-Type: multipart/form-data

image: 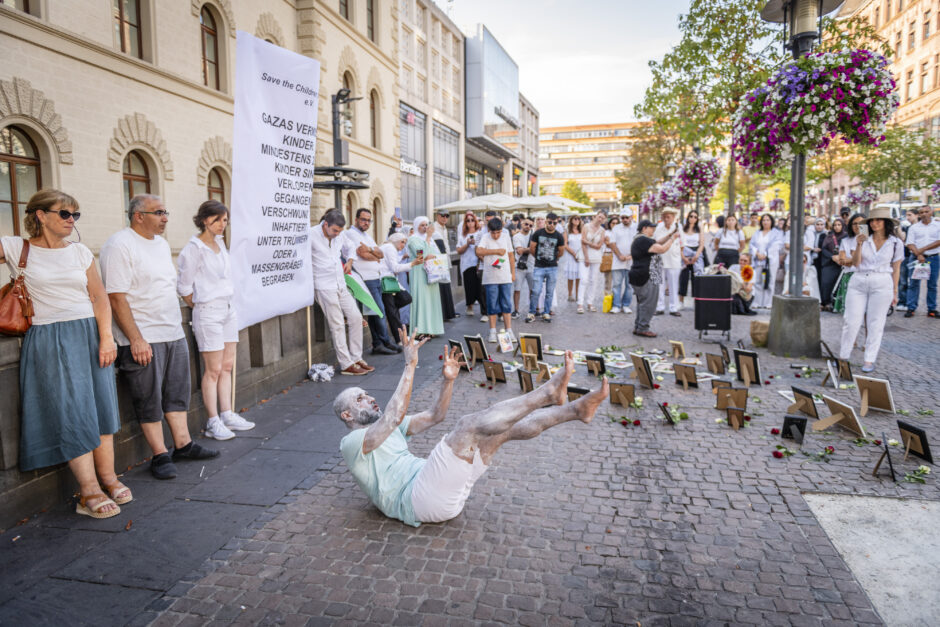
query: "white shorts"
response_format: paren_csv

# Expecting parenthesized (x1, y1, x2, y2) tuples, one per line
(192, 299, 238, 352)
(411, 438, 488, 523)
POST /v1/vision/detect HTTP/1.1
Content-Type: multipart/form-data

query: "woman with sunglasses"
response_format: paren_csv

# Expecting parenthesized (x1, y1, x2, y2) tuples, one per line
(1, 190, 127, 519)
(456, 212, 484, 317)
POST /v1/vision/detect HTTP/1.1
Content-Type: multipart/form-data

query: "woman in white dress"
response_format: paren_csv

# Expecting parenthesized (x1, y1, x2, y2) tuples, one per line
(563, 215, 583, 301)
(712, 214, 745, 267)
(749, 214, 781, 309)
(577, 212, 607, 313)
(677, 211, 705, 308)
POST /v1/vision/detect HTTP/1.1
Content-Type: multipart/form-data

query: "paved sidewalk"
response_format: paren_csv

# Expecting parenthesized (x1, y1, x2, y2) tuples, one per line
(148, 297, 938, 626)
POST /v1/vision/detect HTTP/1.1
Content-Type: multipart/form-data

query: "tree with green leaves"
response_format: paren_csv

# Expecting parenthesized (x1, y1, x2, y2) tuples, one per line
(615, 121, 683, 203)
(560, 180, 592, 209)
(807, 140, 861, 216)
(852, 127, 940, 205)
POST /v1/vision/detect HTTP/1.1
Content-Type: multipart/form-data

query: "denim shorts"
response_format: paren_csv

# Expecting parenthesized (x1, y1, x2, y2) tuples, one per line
(483, 283, 513, 315)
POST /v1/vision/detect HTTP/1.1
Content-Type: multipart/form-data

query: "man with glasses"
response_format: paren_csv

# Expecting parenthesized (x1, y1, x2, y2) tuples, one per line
(526, 213, 565, 323)
(511, 218, 534, 318)
(904, 205, 940, 318)
(343, 208, 400, 355)
(607, 211, 636, 314)
(101, 195, 219, 480)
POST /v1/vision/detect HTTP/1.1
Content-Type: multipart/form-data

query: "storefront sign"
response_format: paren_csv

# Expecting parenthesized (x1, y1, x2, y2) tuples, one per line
(399, 158, 423, 176)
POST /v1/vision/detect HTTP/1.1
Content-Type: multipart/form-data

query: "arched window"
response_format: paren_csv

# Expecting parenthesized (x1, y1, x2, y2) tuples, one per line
(369, 90, 379, 148)
(342, 72, 355, 137)
(122, 150, 151, 209)
(208, 167, 226, 203)
(113, 0, 143, 58)
(371, 197, 382, 241)
(200, 6, 219, 90)
(0, 126, 42, 237)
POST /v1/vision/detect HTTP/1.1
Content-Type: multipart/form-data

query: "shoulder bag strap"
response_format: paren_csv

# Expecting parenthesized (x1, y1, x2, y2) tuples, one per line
(18, 239, 30, 270)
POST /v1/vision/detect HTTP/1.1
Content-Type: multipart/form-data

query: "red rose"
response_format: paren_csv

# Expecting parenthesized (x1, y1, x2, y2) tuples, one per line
(744, 416, 751, 422)
(439, 355, 443, 360)
(874, 440, 882, 445)
(653, 384, 661, 389)
(771, 428, 780, 435)
(633, 420, 641, 426)
(662, 402, 669, 407)
(769, 375, 775, 379)
(772, 450, 784, 458)
(621, 420, 628, 426)
(488, 385, 493, 390)
(795, 373, 801, 378)
(826, 446, 834, 454)
(764, 380, 770, 385)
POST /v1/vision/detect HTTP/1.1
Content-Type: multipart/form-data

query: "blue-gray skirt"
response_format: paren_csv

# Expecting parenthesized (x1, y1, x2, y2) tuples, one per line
(19, 317, 120, 471)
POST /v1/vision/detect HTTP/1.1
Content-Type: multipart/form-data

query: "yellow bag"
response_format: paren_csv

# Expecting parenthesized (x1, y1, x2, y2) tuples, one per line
(602, 293, 613, 313)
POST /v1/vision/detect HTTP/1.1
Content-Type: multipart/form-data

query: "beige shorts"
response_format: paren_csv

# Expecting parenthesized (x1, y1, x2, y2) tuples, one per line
(411, 438, 488, 523)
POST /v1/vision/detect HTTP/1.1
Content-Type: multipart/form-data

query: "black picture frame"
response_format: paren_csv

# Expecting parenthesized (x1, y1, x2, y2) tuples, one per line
(781, 415, 808, 444)
(517, 368, 534, 393)
(719, 342, 731, 365)
(630, 353, 655, 389)
(712, 379, 731, 393)
(517, 333, 544, 361)
(726, 406, 746, 430)
(897, 421, 933, 464)
(567, 385, 589, 402)
(789, 386, 819, 419)
(463, 334, 489, 365)
(736, 339, 746, 350)
(706, 353, 725, 375)
(448, 339, 471, 372)
(673, 363, 698, 389)
(659, 402, 676, 426)
(733, 349, 761, 387)
(585, 353, 606, 376)
(482, 360, 507, 383)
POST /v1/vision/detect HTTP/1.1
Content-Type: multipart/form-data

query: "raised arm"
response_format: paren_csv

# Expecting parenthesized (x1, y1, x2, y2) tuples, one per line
(406, 345, 461, 436)
(361, 328, 428, 454)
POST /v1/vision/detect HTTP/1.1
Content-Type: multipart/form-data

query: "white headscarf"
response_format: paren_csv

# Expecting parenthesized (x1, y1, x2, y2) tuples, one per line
(412, 216, 431, 240)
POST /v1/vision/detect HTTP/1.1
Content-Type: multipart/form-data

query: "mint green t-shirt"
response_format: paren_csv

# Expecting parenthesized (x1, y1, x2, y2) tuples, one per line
(339, 416, 426, 527)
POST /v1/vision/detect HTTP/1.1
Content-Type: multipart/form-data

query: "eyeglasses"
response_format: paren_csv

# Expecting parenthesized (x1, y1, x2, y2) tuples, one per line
(358, 217, 373, 223)
(43, 208, 81, 221)
(140, 210, 170, 217)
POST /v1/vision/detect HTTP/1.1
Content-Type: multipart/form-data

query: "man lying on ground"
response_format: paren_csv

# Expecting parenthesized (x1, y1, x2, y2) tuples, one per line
(334, 328, 608, 526)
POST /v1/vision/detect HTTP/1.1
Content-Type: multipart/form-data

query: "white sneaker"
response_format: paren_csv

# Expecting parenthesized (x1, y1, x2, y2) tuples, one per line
(610, 307, 621, 314)
(623, 307, 633, 314)
(480, 315, 488, 322)
(488, 328, 498, 343)
(206, 416, 235, 440)
(221, 411, 256, 431)
(505, 328, 516, 343)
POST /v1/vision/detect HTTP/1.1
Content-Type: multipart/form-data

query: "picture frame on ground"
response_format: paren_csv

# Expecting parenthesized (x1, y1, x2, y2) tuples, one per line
(567, 385, 589, 402)
(733, 349, 761, 387)
(853, 375, 895, 417)
(813, 395, 865, 436)
(712, 379, 731, 394)
(497, 330, 513, 353)
(517, 333, 544, 361)
(631, 353, 655, 390)
(821, 340, 837, 361)
(585, 353, 606, 376)
(464, 335, 489, 367)
(609, 383, 635, 408)
(716, 387, 748, 411)
(659, 402, 676, 426)
(726, 407, 746, 431)
(536, 362, 552, 384)
(449, 339, 471, 372)
(517, 368, 534, 393)
(719, 342, 731, 365)
(786, 386, 819, 419)
(871, 433, 897, 482)
(669, 340, 685, 359)
(736, 339, 746, 350)
(821, 358, 852, 388)
(706, 353, 725, 375)
(897, 421, 933, 464)
(673, 364, 698, 391)
(482, 360, 507, 385)
(780, 415, 808, 445)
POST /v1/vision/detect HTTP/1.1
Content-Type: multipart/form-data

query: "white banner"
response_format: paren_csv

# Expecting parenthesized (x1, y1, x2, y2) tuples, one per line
(231, 31, 320, 330)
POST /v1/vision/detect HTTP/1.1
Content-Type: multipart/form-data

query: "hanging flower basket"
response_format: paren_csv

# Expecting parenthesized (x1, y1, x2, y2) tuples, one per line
(769, 198, 785, 213)
(846, 188, 879, 206)
(931, 179, 940, 198)
(676, 156, 722, 202)
(749, 200, 765, 213)
(658, 180, 686, 207)
(733, 49, 899, 174)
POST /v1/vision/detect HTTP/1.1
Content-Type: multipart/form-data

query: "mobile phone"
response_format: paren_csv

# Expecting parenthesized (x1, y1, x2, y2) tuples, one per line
(858, 224, 868, 237)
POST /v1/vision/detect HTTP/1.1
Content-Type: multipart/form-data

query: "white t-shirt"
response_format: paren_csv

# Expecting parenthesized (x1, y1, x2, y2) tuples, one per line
(100, 228, 183, 345)
(310, 222, 346, 291)
(856, 236, 904, 273)
(608, 223, 636, 270)
(716, 229, 745, 249)
(479, 230, 513, 285)
(512, 230, 531, 269)
(907, 220, 940, 256)
(653, 222, 682, 269)
(749, 230, 779, 268)
(342, 227, 382, 281)
(378, 242, 412, 278)
(176, 235, 233, 304)
(582, 226, 606, 264)
(1, 237, 95, 326)
(839, 237, 859, 272)
(457, 230, 482, 274)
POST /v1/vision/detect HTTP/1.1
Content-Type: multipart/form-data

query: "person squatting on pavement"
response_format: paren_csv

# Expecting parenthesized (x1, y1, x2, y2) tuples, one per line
(334, 329, 608, 526)
(101, 194, 219, 480)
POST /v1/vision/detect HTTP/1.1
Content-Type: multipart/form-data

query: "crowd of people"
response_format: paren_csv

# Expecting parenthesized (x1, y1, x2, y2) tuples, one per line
(2, 186, 937, 521)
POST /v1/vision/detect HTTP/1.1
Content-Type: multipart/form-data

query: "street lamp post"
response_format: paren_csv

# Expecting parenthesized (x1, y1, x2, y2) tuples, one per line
(760, 0, 843, 358)
(693, 146, 702, 218)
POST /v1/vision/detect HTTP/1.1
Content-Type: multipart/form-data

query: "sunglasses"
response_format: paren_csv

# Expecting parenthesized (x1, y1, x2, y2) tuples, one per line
(43, 208, 81, 221)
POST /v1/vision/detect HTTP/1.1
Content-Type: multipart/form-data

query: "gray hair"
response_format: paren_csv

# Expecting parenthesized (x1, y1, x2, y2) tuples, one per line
(128, 194, 161, 222)
(333, 387, 361, 421)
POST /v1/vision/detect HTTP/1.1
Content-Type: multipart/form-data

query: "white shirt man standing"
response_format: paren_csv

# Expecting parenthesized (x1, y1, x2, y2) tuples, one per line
(653, 208, 682, 315)
(607, 212, 636, 314)
(904, 205, 940, 317)
(311, 209, 371, 375)
(511, 218, 534, 318)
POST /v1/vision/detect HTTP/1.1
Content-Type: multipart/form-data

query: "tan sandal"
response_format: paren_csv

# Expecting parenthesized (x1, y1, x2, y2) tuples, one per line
(76, 493, 121, 519)
(102, 480, 133, 505)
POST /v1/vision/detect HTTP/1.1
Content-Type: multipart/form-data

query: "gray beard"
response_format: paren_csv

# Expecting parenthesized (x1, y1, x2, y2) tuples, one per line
(355, 407, 382, 426)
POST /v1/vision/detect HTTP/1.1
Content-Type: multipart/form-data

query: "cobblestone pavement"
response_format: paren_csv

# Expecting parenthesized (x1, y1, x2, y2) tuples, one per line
(152, 292, 939, 626)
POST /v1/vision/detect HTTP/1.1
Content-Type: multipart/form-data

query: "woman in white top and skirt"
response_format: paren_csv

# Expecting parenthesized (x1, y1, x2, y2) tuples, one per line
(712, 214, 745, 267)
(749, 214, 781, 309)
(577, 212, 607, 313)
(1, 190, 127, 519)
(677, 211, 705, 307)
(177, 200, 254, 441)
(838, 208, 904, 372)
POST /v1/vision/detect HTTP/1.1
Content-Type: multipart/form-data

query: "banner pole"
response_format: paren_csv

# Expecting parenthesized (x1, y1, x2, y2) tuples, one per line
(306, 305, 312, 368)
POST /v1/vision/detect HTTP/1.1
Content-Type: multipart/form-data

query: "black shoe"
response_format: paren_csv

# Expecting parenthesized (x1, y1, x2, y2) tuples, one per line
(654, 310, 664, 316)
(386, 342, 403, 353)
(744, 310, 758, 316)
(172, 442, 220, 461)
(669, 311, 681, 317)
(150, 453, 178, 480)
(928, 311, 939, 318)
(371, 344, 397, 355)
(904, 310, 915, 318)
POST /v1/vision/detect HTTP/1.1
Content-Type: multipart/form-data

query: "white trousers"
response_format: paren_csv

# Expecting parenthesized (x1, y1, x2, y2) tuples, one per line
(752, 263, 778, 308)
(315, 287, 363, 369)
(657, 268, 681, 313)
(577, 262, 601, 307)
(839, 272, 893, 364)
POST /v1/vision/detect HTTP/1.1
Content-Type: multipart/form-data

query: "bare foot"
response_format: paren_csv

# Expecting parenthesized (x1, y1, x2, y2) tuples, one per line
(572, 378, 609, 424)
(545, 351, 575, 405)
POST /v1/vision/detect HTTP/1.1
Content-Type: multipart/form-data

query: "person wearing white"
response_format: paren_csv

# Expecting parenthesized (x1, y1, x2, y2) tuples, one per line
(749, 214, 782, 309)
(904, 206, 940, 316)
(839, 209, 904, 372)
(607, 213, 636, 314)
(456, 212, 484, 317)
(311, 209, 371, 376)
(177, 200, 254, 441)
(677, 211, 704, 310)
(712, 215, 745, 268)
(563, 216, 584, 302)
(477, 217, 516, 343)
(511, 218, 534, 317)
(378, 233, 423, 339)
(577, 212, 607, 313)
(654, 208, 682, 316)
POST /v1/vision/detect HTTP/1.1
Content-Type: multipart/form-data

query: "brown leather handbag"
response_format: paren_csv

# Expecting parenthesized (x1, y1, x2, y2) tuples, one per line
(0, 239, 34, 336)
